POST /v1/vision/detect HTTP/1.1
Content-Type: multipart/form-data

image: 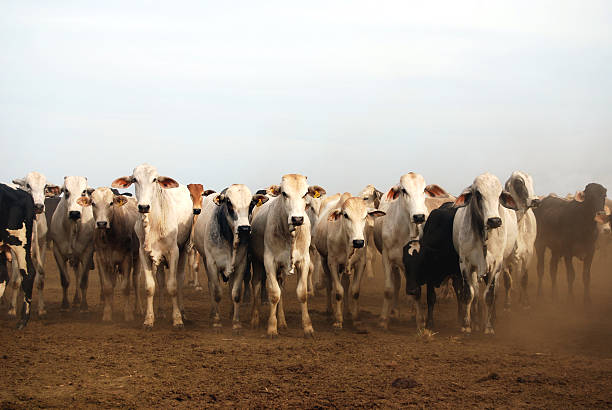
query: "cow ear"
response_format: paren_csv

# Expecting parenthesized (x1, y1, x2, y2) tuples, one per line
(594, 212, 610, 224)
(77, 196, 92, 207)
(252, 194, 269, 208)
(386, 185, 400, 200)
(112, 176, 133, 189)
(267, 185, 281, 197)
(113, 195, 128, 207)
(425, 184, 448, 198)
(203, 189, 216, 197)
(157, 176, 179, 189)
(308, 185, 326, 198)
(500, 191, 518, 210)
(367, 210, 386, 219)
(213, 194, 225, 206)
(453, 190, 472, 208)
(86, 187, 95, 196)
(44, 184, 61, 197)
(12, 178, 25, 187)
(574, 191, 585, 202)
(328, 209, 342, 222)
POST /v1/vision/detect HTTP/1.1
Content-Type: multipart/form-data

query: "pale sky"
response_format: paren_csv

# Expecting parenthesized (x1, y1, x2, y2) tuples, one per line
(1, 1, 611, 196)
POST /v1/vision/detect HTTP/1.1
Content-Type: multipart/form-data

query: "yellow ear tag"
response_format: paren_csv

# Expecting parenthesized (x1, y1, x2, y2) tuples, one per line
(314, 191, 320, 198)
(257, 199, 263, 207)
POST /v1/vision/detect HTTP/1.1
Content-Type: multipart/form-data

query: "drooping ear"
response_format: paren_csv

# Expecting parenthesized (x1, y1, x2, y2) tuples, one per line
(203, 189, 216, 197)
(251, 194, 269, 208)
(86, 187, 95, 196)
(157, 176, 179, 189)
(453, 189, 472, 208)
(112, 176, 133, 189)
(574, 191, 585, 202)
(44, 184, 61, 197)
(267, 185, 281, 197)
(308, 185, 326, 198)
(113, 195, 128, 207)
(77, 196, 92, 207)
(425, 184, 448, 198)
(328, 209, 342, 221)
(386, 185, 400, 200)
(12, 178, 26, 187)
(367, 210, 386, 219)
(500, 191, 518, 210)
(213, 194, 225, 206)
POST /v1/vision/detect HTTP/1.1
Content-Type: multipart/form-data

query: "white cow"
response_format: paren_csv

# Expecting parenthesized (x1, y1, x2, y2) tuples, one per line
(250, 174, 325, 338)
(7, 172, 60, 317)
(502, 171, 540, 310)
(49, 176, 95, 311)
(78, 187, 141, 321)
(357, 184, 383, 279)
(193, 185, 268, 333)
(313, 195, 384, 329)
(453, 173, 518, 334)
(112, 164, 193, 329)
(373, 173, 448, 330)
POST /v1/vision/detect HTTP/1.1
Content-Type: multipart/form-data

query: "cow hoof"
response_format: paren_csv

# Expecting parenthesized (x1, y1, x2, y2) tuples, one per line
(213, 324, 222, 334)
(195, 286, 203, 292)
(304, 329, 315, 339)
(278, 322, 288, 330)
(332, 322, 343, 332)
(173, 323, 184, 330)
(143, 324, 154, 331)
(7, 309, 16, 318)
(484, 327, 495, 335)
(378, 320, 389, 332)
(102, 315, 112, 322)
(267, 332, 278, 339)
(38, 310, 47, 318)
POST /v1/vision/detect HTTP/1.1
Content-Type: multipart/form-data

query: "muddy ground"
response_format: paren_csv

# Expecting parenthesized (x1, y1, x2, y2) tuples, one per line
(1, 250, 611, 408)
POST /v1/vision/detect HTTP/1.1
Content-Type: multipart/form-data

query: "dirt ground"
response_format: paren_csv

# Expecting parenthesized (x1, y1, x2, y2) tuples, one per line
(1, 248, 611, 409)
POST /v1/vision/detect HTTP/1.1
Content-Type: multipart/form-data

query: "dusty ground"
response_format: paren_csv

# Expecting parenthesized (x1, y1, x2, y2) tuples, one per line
(1, 250, 611, 408)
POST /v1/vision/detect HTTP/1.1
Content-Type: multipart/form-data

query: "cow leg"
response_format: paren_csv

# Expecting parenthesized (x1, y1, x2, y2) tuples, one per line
(140, 249, 156, 329)
(296, 258, 314, 338)
(549, 251, 560, 302)
(165, 247, 183, 328)
(452, 274, 465, 327)
(8, 259, 21, 317)
(34, 244, 47, 317)
(98, 256, 113, 322)
(379, 250, 394, 330)
(365, 241, 375, 279)
(53, 245, 71, 311)
(264, 254, 281, 337)
(121, 256, 134, 322)
(391, 267, 402, 320)
(176, 249, 188, 320)
(502, 267, 513, 312)
(484, 273, 498, 335)
(563, 254, 576, 303)
(205, 261, 222, 331)
(194, 252, 203, 291)
(155, 267, 165, 319)
(14, 244, 35, 329)
(426, 283, 436, 329)
(186, 248, 195, 287)
(328, 262, 344, 329)
(519, 259, 531, 309)
(0, 253, 8, 300)
(78, 248, 93, 312)
(582, 250, 594, 306)
(230, 263, 246, 335)
(341, 271, 351, 322)
(277, 281, 288, 330)
(535, 244, 545, 297)
(319, 256, 333, 315)
(349, 263, 365, 326)
(250, 259, 264, 329)
(461, 266, 476, 334)
(132, 253, 143, 316)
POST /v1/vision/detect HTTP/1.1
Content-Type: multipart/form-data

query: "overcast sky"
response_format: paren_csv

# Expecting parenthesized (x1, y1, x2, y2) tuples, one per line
(1, 1, 611, 196)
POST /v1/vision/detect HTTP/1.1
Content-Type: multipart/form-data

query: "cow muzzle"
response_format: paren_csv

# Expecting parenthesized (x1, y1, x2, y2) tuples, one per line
(193, 208, 201, 215)
(96, 221, 109, 229)
(69, 211, 81, 220)
(352, 239, 365, 249)
(34, 204, 44, 214)
(486, 217, 502, 229)
(291, 216, 304, 226)
(529, 198, 541, 208)
(413, 214, 426, 224)
(138, 204, 150, 214)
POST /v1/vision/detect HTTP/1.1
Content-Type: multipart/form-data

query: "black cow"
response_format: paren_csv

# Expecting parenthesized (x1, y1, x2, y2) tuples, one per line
(534, 183, 607, 304)
(0, 183, 36, 329)
(403, 202, 463, 329)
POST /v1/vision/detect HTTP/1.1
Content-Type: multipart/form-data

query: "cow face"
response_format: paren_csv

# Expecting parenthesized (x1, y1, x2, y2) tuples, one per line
(454, 173, 517, 231)
(359, 184, 383, 210)
(328, 197, 385, 248)
(581, 183, 607, 213)
(214, 184, 268, 240)
(62, 176, 92, 220)
(595, 205, 611, 235)
(79, 187, 128, 230)
(187, 184, 205, 215)
(386, 173, 448, 225)
(13, 172, 60, 214)
(268, 174, 326, 228)
(111, 164, 178, 214)
(505, 171, 539, 210)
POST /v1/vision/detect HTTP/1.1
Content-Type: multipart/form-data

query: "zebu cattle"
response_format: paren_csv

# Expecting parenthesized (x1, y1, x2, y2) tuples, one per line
(193, 185, 268, 333)
(453, 173, 518, 334)
(112, 164, 193, 329)
(313, 195, 384, 329)
(501, 171, 540, 310)
(534, 183, 607, 305)
(373, 173, 448, 330)
(186, 184, 215, 291)
(49, 176, 95, 311)
(358, 184, 383, 279)
(250, 174, 325, 337)
(7, 172, 60, 317)
(0, 183, 36, 328)
(78, 188, 141, 321)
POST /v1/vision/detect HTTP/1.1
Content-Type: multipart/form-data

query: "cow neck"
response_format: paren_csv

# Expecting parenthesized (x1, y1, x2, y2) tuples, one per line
(271, 198, 293, 239)
(142, 185, 169, 253)
(393, 199, 419, 242)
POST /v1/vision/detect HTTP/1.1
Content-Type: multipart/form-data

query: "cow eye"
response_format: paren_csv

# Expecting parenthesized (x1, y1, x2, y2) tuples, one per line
(282, 192, 288, 198)
(343, 212, 349, 219)
(26, 183, 31, 189)
(92, 202, 96, 207)
(64, 192, 70, 198)
(401, 189, 408, 195)
(302, 194, 307, 199)
(475, 191, 482, 201)
(363, 197, 369, 201)
(109, 202, 113, 206)
(153, 178, 157, 182)
(132, 178, 137, 183)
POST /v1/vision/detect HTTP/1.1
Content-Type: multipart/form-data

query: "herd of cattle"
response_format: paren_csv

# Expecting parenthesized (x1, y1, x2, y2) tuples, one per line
(0, 165, 610, 336)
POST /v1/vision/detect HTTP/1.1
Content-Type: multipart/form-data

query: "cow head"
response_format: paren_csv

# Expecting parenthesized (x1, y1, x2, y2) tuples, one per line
(62, 176, 93, 221)
(213, 184, 268, 242)
(386, 173, 448, 225)
(13, 171, 60, 214)
(267, 174, 326, 229)
(574, 183, 607, 214)
(111, 164, 178, 214)
(78, 187, 128, 230)
(454, 173, 517, 233)
(328, 197, 385, 248)
(595, 205, 611, 235)
(359, 184, 383, 210)
(504, 171, 539, 210)
(187, 184, 205, 215)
